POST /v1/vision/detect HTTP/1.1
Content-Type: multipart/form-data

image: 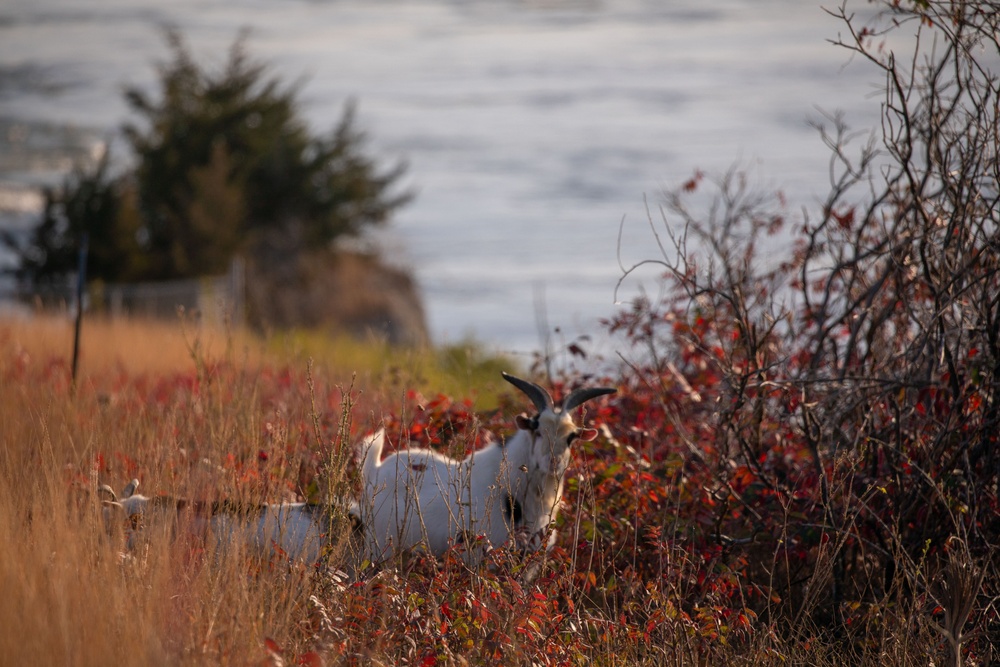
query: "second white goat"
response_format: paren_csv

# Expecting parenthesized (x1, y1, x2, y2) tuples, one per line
(357, 372, 615, 564)
(100, 479, 360, 566)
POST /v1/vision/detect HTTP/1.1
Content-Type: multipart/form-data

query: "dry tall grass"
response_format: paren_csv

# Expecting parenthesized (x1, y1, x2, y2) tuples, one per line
(2, 313, 263, 379)
(0, 315, 365, 665)
(1, 316, 991, 665)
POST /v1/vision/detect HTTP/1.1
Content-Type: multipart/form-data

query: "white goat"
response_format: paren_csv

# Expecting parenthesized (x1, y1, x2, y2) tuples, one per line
(100, 479, 360, 566)
(357, 372, 615, 565)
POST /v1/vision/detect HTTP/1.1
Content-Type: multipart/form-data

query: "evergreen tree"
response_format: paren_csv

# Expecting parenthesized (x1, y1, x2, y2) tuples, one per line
(2, 29, 410, 284)
(1, 156, 147, 286)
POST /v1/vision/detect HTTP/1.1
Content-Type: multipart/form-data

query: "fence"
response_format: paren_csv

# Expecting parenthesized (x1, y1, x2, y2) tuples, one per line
(0, 259, 245, 326)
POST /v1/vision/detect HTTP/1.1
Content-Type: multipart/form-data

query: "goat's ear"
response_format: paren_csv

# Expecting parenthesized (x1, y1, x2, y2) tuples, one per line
(122, 479, 139, 499)
(576, 428, 599, 442)
(515, 414, 536, 431)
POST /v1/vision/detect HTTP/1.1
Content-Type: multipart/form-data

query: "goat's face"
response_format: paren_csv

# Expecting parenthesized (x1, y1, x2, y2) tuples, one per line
(517, 409, 598, 478)
(100, 479, 148, 549)
(100, 479, 181, 550)
(503, 372, 614, 480)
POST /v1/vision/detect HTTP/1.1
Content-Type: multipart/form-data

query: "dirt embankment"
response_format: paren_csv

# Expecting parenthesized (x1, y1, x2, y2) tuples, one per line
(245, 248, 429, 347)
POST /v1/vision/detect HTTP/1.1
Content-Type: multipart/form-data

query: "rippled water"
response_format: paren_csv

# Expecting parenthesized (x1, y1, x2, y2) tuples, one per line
(0, 0, 892, 354)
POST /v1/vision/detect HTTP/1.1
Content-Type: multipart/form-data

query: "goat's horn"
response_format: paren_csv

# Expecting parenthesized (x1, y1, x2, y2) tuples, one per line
(562, 386, 617, 412)
(502, 372, 552, 412)
(98, 484, 118, 502)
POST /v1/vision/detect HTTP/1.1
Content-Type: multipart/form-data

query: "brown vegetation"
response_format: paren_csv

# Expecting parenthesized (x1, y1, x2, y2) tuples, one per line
(246, 247, 429, 347)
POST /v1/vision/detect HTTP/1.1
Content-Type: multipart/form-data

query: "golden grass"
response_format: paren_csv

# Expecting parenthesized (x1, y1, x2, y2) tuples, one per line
(0, 315, 357, 665)
(0, 314, 516, 410)
(0, 313, 263, 378)
(268, 328, 517, 410)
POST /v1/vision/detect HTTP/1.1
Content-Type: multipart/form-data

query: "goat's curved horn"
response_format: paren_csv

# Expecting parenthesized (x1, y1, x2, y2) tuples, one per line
(502, 372, 552, 412)
(562, 386, 617, 412)
(98, 484, 118, 503)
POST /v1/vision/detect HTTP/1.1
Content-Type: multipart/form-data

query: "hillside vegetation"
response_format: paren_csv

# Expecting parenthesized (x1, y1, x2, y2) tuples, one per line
(1, 1, 997, 664)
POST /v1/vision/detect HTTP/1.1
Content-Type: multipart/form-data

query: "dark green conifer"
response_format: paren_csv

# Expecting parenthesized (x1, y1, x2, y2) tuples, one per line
(3, 29, 410, 285)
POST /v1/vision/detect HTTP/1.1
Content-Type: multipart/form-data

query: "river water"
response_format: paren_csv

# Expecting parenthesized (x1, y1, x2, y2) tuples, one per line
(0, 0, 893, 355)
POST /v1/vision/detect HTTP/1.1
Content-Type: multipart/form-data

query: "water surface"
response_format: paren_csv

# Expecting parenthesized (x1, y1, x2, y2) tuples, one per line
(0, 0, 891, 354)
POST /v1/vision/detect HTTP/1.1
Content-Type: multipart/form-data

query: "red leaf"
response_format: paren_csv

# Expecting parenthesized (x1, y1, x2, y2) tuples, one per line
(264, 638, 283, 656)
(297, 652, 323, 667)
(682, 170, 704, 192)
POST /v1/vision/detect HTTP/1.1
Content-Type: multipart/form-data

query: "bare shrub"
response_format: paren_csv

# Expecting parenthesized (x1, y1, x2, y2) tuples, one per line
(614, 0, 999, 658)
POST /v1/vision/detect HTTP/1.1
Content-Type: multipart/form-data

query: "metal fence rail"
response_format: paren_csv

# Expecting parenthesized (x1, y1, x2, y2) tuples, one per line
(0, 259, 245, 326)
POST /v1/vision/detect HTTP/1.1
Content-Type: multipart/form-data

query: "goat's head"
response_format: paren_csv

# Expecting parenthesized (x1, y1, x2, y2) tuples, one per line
(502, 372, 616, 477)
(99, 478, 146, 547)
(100, 479, 182, 549)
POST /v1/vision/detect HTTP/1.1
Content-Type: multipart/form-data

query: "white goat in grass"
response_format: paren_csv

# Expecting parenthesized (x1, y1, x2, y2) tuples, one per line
(100, 479, 360, 566)
(357, 372, 616, 565)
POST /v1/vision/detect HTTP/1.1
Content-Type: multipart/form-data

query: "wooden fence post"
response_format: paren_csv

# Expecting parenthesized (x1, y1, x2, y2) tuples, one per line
(71, 233, 88, 388)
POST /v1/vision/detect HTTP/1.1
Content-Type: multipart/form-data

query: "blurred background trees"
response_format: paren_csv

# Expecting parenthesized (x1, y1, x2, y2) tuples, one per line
(1, 29, 411, 286)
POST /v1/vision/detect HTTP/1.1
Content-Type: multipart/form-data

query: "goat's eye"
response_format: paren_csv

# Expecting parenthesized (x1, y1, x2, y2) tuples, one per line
(566, 433, 578, 445)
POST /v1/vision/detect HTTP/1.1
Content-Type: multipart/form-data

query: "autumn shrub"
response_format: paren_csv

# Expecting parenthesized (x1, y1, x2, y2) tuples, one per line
(605, 1, 999, 663)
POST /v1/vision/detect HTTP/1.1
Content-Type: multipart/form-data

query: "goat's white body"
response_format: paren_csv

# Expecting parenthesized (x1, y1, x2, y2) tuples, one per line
(358, 411, 575, 563)
(104, 484, 355, 566)
(210, 503, 331, 564)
